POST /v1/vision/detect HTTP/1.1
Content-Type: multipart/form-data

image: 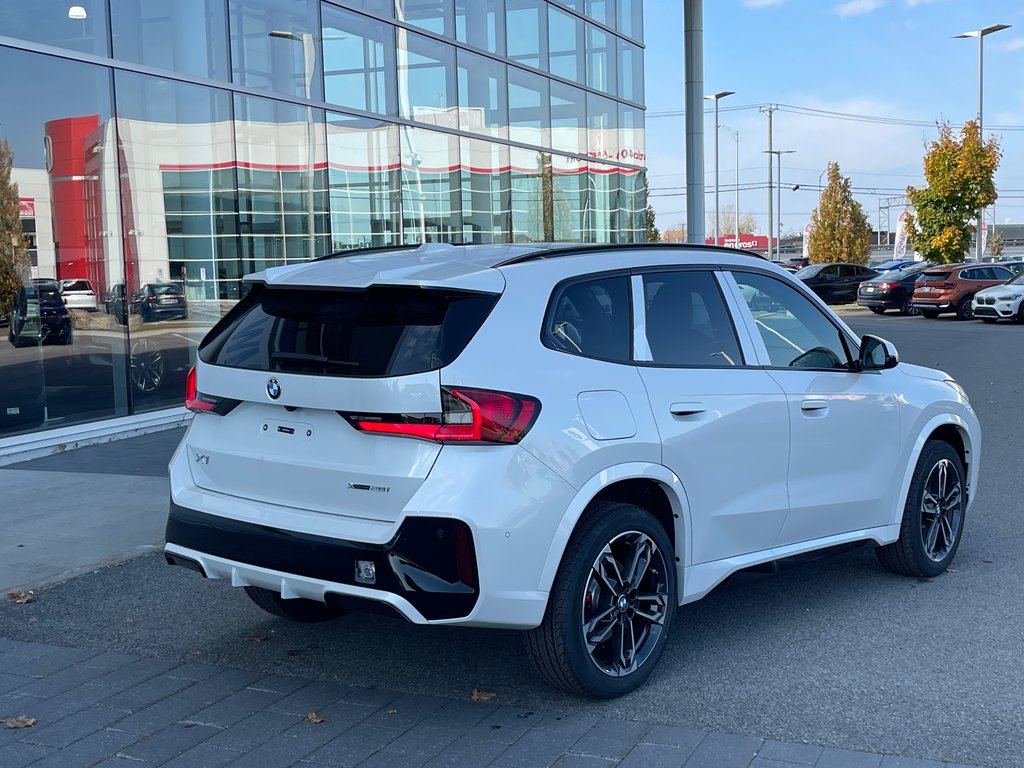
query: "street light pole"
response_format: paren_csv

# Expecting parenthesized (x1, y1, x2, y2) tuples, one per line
(759, 105, 777, 259)
(705, 91, 734, 244)
(954, 23, 1010, 261)
(722, 126, 739, 247)
(764, 149, 794, 257)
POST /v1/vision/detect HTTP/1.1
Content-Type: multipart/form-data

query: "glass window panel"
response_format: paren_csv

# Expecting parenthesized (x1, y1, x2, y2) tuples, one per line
(618, 38, 643, 103)
(457, 49, 508, 139)
(460, 138, 511, 244)
(548, 6, 584, 83)
(0, 48, 126, 438)
(586, 23, 616, 95)
(619, 167, 645, 242)
(510, 147, 547, 242)
(550, 153, 587, 241)
(587, 161, 623, 242)
(545, 274, 631, 362)
(550, 81, 587, 156)
(618, 0, 642, 40)
(235, 93, 330, 266)
(397, 0, 453, 35)
(229, 0, 323, 100)
(586, 0, 615, 26)
(588, 92, 619, 161)
(619, 104, 645, 164)
(322, 4, 398, 116)
(0, 0, 108, 56)
(327, 114, 401, 250)
(111, 0, 229, 80)
(400, 127, 462, 244)
(345, 0, 395, 17)
(508, 67, 550, 147)
(455, 0, 505, 56)
(397, 30, 458, 125)
(506, 0, 547, 70)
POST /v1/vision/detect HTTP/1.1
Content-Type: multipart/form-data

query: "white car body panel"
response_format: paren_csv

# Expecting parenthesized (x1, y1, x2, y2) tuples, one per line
(972, 282, 1024, 319)
(165, 243, 981, 631)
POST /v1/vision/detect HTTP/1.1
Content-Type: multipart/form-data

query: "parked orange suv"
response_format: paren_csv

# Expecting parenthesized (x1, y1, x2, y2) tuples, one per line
(912, 263, 1015, 320)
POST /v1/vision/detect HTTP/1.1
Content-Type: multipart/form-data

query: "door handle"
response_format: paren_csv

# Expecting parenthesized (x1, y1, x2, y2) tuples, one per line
(670, 402, 707, 417)
(800, 399, 829, 413)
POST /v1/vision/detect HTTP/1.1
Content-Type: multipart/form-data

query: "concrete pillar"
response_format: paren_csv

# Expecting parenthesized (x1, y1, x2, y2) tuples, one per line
(684, 0, 705, 244)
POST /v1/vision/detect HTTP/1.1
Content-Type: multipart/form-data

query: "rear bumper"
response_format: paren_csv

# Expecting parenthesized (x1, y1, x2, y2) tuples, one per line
(911, 299, 952, 310)
(165, 502, 479, 622)
(856, 293, 899, 309)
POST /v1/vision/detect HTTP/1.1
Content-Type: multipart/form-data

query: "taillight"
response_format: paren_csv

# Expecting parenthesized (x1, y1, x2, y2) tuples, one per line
(876, 283, 893, 291)
(343, 387, 540, 444)
(185, 367, 238, 415)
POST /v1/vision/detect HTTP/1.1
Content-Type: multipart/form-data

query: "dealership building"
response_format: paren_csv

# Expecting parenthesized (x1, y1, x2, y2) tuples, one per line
(0, 0, 646, 450)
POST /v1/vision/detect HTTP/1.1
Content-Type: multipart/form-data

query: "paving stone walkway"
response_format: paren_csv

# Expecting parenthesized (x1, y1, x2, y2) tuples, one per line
(0, 638, 982, 768)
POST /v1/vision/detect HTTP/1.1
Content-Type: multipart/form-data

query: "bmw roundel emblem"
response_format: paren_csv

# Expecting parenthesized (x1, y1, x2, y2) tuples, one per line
(266, 378, 282, 400)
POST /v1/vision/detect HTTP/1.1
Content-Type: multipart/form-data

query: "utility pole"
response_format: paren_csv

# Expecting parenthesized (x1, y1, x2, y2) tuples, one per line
(705, 91, 734, 244)
(764, 149, 795, 253)
(759, 105, 777, 259)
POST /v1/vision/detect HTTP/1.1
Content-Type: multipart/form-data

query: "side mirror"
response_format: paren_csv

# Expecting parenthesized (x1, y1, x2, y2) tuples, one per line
(859, 334, 899, 371)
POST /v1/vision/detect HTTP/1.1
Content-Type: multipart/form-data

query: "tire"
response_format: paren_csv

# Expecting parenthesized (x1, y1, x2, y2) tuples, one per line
(981, 318, 997, 324)
(920, 309, 939, 319)
(876, 441, 966, 578)
(869, 306, 885, 314)
(243, 586, 347, 623)
(900, 296, 919, 316)
(955, 295, 974, 321)
(1016, 302, 1024, 325)
(524, 502, 676, 698)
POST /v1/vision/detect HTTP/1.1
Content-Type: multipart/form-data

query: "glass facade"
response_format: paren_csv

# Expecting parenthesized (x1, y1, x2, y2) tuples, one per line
(0, 0, 645, 441)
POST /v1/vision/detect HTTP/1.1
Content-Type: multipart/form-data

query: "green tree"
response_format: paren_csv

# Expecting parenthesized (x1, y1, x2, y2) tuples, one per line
(644, 180, 660, 242)
(905, 121, 1001, 264)
(807, 161, 871, 264)
(0, 138, 29, 319)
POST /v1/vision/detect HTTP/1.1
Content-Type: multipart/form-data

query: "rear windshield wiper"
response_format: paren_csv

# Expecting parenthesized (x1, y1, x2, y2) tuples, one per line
(269, 351, 359, 368)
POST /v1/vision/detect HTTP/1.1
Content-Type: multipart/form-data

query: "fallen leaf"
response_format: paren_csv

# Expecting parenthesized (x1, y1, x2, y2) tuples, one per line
(307, 712, 323, 724)
(471, 688, 497, 702)
(6, 589, 33, 605)
(3, 716, 36, 729)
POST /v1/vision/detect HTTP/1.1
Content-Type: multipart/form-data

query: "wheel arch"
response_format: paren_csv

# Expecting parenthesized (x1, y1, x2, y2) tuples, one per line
(537, 463, 690, 599)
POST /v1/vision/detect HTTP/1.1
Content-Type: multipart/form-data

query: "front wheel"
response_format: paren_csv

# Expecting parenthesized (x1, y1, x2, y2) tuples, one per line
(956, 296, 974, 321)
(876, 441, 965, 578)
(524, 502, 676, 698)
(243, 586, 347, 623)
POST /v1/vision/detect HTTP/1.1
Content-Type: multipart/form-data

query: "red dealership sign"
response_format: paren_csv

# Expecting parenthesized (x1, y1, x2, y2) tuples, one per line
(18, 198, 35, 218)
(705, 235, 769, 250)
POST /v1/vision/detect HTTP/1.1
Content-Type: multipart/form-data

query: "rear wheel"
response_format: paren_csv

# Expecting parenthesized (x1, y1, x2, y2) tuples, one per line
(524, 502, 676, 698)
(1016, 302, 1024, 324)
(876, 441, 965, 578)
(920, 309, 939, 319)
(243, 586, 347, 623)
(900, 296, 918, 316)
(955, 296, 974, 320)
(869, 306, 885, 314)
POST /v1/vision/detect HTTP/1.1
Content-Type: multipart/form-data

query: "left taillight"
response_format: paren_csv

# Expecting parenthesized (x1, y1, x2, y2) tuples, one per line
(342, 386, 540, 445)
(185, 366, 238, 415)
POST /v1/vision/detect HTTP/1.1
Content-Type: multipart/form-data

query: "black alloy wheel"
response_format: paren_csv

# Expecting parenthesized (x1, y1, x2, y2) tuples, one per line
(956, 296, 974, 321)
(129, 337, 164, 393)
(900, 295, 919, 316)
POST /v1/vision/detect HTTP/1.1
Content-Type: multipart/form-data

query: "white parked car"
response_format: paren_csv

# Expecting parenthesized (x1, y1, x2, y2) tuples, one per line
(164, 243, 980, 698)
(972, 270, 1024, 323)
(59, 279, 98, 312)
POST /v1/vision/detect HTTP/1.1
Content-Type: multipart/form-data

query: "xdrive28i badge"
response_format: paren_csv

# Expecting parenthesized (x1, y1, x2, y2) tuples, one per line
(266, 378, 282, 400)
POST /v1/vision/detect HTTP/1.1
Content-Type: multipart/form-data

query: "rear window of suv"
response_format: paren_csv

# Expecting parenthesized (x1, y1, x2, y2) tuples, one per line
(919, 271, 952, 283)
(200, 285, 498, 377)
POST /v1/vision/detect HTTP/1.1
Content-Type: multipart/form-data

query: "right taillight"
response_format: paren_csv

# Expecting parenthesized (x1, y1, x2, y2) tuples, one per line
(343, 386, 540, 445)
(185, 366, 238, 415)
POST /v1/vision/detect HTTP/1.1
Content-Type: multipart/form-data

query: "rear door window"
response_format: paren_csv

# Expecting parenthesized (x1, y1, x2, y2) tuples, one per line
(200, 285, 498, 377)
(544, 274, 631, 362)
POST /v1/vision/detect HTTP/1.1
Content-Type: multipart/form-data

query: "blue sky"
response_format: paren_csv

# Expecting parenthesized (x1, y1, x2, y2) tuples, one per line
(642, 0, 1024, 237)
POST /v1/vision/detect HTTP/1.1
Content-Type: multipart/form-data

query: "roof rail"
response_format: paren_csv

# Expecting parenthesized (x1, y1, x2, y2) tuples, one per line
(313, 243, 422, 261)
(496, 242, 769, 267)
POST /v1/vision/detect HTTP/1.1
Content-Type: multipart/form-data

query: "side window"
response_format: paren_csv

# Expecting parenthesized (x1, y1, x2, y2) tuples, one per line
(732, 272, 851, 370)
(961, 269, 979, 281)
(839, 264, 856, 278)
(819, 265, 839, 278)
(991, 267, 1012, 281)
(641, 271, 743, 367)
(545, 274, 631, 362)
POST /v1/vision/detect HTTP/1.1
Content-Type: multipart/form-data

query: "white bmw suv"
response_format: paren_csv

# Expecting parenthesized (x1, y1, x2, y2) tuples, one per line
(165, 243, 980, 698)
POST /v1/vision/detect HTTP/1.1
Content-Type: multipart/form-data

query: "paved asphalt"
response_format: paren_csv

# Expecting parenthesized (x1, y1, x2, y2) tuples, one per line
(1, 311, 1022, 768)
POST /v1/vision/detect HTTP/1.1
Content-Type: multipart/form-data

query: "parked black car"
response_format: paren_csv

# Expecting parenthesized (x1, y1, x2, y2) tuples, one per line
(857, 263, 932, 315)
(7, 280, 73, 347)
(132, 283, 188, 323)
(795, 262, 878, 304)
(104, 283, 128, 323)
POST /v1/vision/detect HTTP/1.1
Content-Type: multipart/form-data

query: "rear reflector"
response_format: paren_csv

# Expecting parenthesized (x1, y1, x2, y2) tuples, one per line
(342, 387, 540, 445)
(185, 367, 239, 416)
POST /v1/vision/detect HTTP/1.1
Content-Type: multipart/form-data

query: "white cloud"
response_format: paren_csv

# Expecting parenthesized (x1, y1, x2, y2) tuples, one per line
(1006, 37, 1024, 52)
(904, 0, 937, 6)
(741, 0, 785, 8)
(834, 0, 885, 17)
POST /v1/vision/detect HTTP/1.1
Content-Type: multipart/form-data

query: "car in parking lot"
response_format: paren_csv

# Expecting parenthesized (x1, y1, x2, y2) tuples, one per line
(8, 280, 73, 346)
(163, 242, 979, 698)
(972, 269, 1024, 323)
(133, 282, 188, 323)
(795, 262, 878, 304)
(912, 263, 1014, 320)
(59, 279, 98, 312)
(857, 263, 931, 315)
(871, 258, 919, 273)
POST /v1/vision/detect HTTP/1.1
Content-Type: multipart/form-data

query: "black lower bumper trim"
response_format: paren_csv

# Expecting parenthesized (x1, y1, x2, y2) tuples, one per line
(165, 502, 479, 621)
